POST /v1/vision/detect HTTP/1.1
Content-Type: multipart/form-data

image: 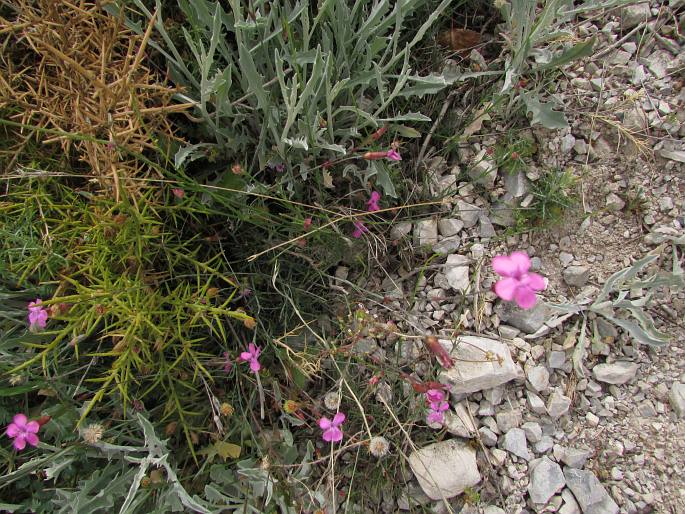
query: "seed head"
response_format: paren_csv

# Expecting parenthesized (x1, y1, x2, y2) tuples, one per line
(369, 436, 390, 458)
(81, 423, 104, 444)
(220, 403, 234, 417)
(323, 391, 340, 410)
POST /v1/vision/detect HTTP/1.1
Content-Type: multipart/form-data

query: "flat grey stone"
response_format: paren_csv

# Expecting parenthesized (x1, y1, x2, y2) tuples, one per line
(563, 266, 590, 287)
(495, 299, 552, 334)
(496, 409, 522, 432)
(669, 382, 685, 418)
(444, 401, 477, 438)
(444, 254, 470, 292)
(437, 218, 464, 237)
(559, 252, 574, 266)
(414, 219, 438, 248)
(621, 2, 649, 28)
(408, 440, 481, 500)
(390, 221, 413, 240)
(624, 106, 649, 133)
(501, 428, 532, 461)
(560, 488, 582, 514)
(479, 214, 496, 238)
(504, 170, 528, 198)
(479, 427, 498, 446)
(456, 199, 480, 228)
(439, 336, 518, 395)
(433, 236, 461, 254)
(638, 400, 657, 417)
(491, 200, 516, 227)
(489, 448, 507, 467)
(593, 362, 638, 384)
(527, 365, 550, 393)
(547, 390, 572, 420)
(534, 435, 554, 454)
(564, 468, 619, 514)
(549, 351, 567, 369)
(522, 421, 542, 443)
(529, 457, 565, 504)
(561, 447, 592, 469)
(527, 391, 548, 415)
(605, 193, 625, 212)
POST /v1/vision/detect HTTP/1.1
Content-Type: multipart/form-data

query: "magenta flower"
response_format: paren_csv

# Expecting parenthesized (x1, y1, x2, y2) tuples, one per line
(429, 400, 449, 413)
(27, 299, 48, 332)
(239, 343, 261, 372)
(171, 188, 185, 199)
(492, 251, 546, 310)
(352, 221, 368, 238)
(425, 389, 445, 404)
(319, 412, 345, 442)
(426, 410, 445, 425)
(386, 149, 401, 161)
(6, 414, 40, 451)
(367, 191, 381, 212)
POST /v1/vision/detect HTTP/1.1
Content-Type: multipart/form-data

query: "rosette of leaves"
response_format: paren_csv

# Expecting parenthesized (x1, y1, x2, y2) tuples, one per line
(549, 241, 684, 376)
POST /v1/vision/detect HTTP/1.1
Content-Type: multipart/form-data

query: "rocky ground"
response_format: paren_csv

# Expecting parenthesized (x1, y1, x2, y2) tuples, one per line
(335, 2, 685, 513)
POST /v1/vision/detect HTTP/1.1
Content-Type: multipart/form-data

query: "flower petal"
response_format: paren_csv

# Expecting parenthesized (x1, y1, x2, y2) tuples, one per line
(25, 433, 39, 447)
(249, 359, 261, 372)
(318, 417, 332, 430)
(426, 411, 444, 425)
(13, 437, 26, 451)
(524, 272, 547, 291)
(239, 352, 251, 361)
(509, 251, 531, 275)
(425, 389, 445, 403)
(514, 286, 537, 310)
(12, 414, 27, 428)
(386, 149, 402, 161)
(332, 412, 346, 426)
(494, 277, 519, 301)
(323, 427, 342, 442)
(25, 421, 40, 433)
(492, 255, 515, 277)
(6, 423, 19, 438)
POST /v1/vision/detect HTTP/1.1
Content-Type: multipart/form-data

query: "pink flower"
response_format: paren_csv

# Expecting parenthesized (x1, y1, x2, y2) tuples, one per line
(6, 414, 40, 451)
(367, 191, 381, 212)
(303, 217, 313, 231)
(352, 221, 368, 238)
(425, 389, 445, 404)
(429, 400, 449, 412)
(27, 299, 48, 332)
(172, 188, 185, 199)
(426, 410, 445, 425)
(386, 149, 401, 161)
(239, 343, 261, 372)
(492, 251, 547, 310)
(319, 412, 345, 442)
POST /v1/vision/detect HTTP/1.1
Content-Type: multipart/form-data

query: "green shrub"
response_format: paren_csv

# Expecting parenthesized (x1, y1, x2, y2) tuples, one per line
(110, 0, 466, 196)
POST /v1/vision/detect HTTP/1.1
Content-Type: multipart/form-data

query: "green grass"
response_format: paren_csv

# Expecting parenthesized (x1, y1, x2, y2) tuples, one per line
(515, 167, 578, 230)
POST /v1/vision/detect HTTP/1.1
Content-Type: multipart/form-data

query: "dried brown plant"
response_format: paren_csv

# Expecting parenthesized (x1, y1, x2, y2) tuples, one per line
(0, 0, 191, 199)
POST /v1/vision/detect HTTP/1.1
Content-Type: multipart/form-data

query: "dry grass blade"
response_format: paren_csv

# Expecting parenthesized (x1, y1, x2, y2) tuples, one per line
(0, 0, 188, 198)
